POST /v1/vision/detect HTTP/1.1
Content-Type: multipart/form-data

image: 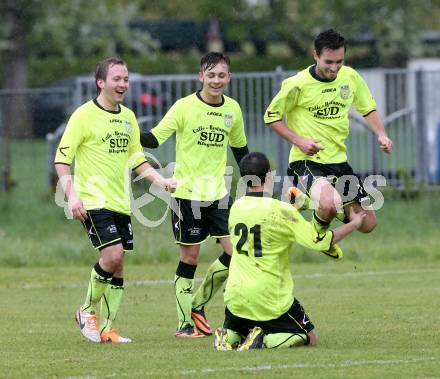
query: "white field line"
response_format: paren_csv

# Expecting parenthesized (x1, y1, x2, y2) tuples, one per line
(63, 357, 437, 379)
(9, 267, 438, 290)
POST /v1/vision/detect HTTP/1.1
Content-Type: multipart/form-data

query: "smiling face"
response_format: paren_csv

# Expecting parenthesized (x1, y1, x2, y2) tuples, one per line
(198, 62, 231, 104)
(313, 47, 345, 81)
(96, 63, 129, 111)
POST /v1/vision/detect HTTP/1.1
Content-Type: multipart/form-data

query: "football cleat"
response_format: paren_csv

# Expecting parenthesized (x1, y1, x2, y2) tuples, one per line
(322, 243, 344, 259)
(75, 309, 100, 343)
(214, 328, 233, 351)
(287, 186, 310, 212)
(100, 329, 132, 343)
(191, 308, 212, 335)
(236, 327, 264, 351)
(174, 324, 205, 338)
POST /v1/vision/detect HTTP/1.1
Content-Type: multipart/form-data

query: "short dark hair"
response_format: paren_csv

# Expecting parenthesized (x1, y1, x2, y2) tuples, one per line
(95, 57, 127, 94)
(200, 52, 230, 72)
(314, 29, 346, 56)
(239, 152, 271, 187)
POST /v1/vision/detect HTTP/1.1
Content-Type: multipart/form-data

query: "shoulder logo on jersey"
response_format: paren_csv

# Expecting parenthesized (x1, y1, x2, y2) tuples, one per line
(266, 110, 280, 118)
(224, 113, 233, 128)
(340, 84, 350, 100)
(58, 146, 69, 156)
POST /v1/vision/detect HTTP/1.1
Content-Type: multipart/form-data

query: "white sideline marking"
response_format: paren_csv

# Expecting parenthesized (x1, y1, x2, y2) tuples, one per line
(64, 357, 436, 379)
(10, 268, 438, 290)
(179, 357, 436, 375)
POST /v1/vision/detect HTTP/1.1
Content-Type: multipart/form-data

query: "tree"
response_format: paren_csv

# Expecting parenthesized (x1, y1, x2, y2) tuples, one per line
(0, 0, 158, 138)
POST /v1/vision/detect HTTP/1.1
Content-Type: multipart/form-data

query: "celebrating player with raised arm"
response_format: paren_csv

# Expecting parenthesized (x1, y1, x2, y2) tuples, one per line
(264, 29, 393, 257)
(140, 52, 249, 337)
(55, 57, 176, 343)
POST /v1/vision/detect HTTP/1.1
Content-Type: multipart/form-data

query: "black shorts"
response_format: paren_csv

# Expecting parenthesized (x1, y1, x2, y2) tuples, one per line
(82, 209, 133, 251)
(224, 298, 314, 341)
(170, 196, 231, 245)
(288, 160, 370, 206)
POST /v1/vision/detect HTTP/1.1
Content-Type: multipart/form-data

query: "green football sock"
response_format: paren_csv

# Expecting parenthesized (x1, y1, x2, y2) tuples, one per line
(226, 329, 242, 349)
(312, 211, 331, 236)
(192, 255, 229, 310)
(175, 275, 194, 329)
(295, 191, 313, 212)
(263, 332, 308, 348)
(81, 263, 113, 313)
(99, 277, 124, 333)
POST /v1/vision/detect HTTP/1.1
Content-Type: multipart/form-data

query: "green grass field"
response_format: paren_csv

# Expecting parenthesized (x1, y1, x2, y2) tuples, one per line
(1, 141, 440, 378)
(2, 261, 439, 378)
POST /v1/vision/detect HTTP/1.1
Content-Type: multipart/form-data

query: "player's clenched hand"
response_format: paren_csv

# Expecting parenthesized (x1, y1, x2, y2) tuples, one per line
(296, 137, 323, 156)
(378, 134, 393, 154)
(69, 195, 87, 222)
(163, 178, 177, 193)
(348, 207, 366, 230)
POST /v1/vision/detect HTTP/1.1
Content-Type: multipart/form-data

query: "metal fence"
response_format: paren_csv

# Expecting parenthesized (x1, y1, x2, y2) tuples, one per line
(1, 67, 440, 191)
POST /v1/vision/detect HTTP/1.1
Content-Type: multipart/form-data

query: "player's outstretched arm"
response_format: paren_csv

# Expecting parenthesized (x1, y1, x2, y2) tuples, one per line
(134, 162, 177, 193)
(268, 121, 323, 156)
(364, 111, 393, 154)
(332, 207, 366, 243)
(140, 131, 159, 148)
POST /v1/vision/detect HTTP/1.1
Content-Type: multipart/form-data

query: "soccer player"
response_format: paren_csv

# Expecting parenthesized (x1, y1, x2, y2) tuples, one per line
(140, 52, 249, 337)
(264, 29, 393, 247)
(214, 152, 366, 350)
(54, 57, 176, 343)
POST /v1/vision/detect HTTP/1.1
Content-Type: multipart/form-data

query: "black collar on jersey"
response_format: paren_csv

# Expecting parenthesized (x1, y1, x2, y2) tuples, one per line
(196, 90, 225, 107)
(93, 98, 122, 114)
(246, 191, 272, 198)
(309, 64, 337, 83)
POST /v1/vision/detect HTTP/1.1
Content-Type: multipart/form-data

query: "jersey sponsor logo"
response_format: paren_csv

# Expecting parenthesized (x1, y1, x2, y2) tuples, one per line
(193, 125, 227, 147)
(309, 101, 345, 119)
(107, 130, 131, 153)
(316, 107, 340, 117)
(207, 111, 222, 117)
(124, 120, 132, 134)
(200, 131, 225, 143)
(224, 113, 233, 128)
(322, 88, 336, 93)
(58, 146, 69, 156)
(110, 138, 129, 148)
(266, 110, 280, 118)
(340, 84, 350, 99)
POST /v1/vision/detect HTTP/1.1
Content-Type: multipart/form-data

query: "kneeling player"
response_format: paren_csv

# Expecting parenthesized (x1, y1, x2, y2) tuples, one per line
(214, 152, 365, 350)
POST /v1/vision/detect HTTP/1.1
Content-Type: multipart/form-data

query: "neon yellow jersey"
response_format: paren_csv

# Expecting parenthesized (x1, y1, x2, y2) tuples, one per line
(264, 65, 376, 164)
(54, 100, 146, 215)
(151, 92, 247, 201)
(225, 193, 333, 321)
